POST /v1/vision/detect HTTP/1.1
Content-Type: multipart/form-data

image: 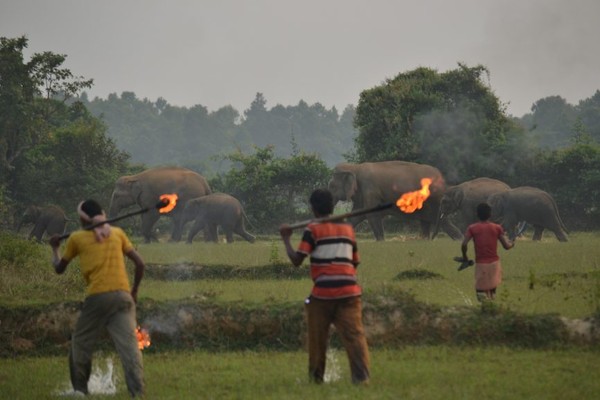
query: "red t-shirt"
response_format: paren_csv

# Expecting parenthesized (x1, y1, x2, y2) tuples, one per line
(465, 221, 505, 263)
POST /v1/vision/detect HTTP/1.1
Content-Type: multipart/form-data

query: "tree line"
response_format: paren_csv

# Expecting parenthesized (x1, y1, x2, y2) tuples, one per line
(1, 36, 599, 235)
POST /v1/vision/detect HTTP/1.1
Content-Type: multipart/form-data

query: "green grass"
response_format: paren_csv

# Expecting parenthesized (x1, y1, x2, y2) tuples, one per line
(2, 231, 600, 398)
(134, 232, 600, 317)
(2, 232, 600, 318)
(1, 347, 598, 399)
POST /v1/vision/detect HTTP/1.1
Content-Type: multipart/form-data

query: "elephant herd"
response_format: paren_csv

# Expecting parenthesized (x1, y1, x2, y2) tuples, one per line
(328, 162, 568, 242)
(17, 162, 569, 243)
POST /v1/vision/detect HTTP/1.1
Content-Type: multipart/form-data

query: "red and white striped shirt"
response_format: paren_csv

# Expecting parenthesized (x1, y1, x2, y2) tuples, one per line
(298, 221, 361, 299)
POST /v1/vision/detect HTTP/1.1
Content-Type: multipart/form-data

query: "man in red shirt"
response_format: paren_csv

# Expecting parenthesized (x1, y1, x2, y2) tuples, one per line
(460, 202, 514, 301)
(280, 189, 370, 384)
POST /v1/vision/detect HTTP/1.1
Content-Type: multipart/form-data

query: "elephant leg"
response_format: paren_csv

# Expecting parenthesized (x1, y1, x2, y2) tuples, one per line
(234, 223, 255, 243)
(419, 220, 431, 239)
(225, 228, 234, 244)
(141, 214, 160, 243)
(170, 213, 184, 242)
(187, 220, 205, 244)
(367, 215, 385, 241)
(30, 224, 45, 242)
(532, 225, 544, 241)
(205, 223, 218, 243)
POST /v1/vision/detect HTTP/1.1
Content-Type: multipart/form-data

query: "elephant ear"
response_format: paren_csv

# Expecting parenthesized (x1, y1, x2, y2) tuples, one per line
(342, 171, 357, 200)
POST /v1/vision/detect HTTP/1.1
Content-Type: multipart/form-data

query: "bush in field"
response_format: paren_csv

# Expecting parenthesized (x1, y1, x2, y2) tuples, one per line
(0, 232, 84, 303)
(211, 146, 330, 233)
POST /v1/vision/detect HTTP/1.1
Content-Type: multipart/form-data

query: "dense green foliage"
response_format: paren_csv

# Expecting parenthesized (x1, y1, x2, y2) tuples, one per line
(513, 142, 600, 229)
(352, 64, 530, 182)
(211, 146, 331, 232)
(0, 36, 129, 226)
(3, 35, 600, 234)
(80, 91, 357, 173)
(518, 91, 600, 149)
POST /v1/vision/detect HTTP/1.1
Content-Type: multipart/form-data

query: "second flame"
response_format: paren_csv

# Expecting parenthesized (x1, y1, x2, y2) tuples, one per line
(396, 178, 432, 213)
(159, 194, 178, 214)
(136, 326, 151, 350)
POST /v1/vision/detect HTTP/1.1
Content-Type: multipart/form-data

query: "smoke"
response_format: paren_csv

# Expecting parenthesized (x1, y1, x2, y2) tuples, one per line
(56, 357, 117, 396)
(323, 349, 342, 383)
(414, 108, 485, 183)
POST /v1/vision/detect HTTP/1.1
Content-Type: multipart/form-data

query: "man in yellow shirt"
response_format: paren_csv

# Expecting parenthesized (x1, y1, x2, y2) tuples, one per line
(50, 199, 146, 397)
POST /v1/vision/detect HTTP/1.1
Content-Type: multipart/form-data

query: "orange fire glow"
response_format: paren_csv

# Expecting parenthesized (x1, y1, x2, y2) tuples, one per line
(136, 326, 151, 350)
(159, 194, 178, 214)
(396, 178, 432, 213)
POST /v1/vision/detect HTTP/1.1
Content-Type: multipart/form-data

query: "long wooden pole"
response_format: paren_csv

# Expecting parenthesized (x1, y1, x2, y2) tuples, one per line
(288, 202, 395, 230)
(57, 199, 169, 241)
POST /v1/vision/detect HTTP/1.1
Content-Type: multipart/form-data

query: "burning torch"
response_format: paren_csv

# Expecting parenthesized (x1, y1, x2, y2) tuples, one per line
(287, 178, 433, 230)
(56, 194, 178, 242)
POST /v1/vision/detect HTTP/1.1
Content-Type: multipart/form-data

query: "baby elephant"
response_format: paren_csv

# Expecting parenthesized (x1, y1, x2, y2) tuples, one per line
(182, 193, 255, 244)
(17, 205, 68, 242)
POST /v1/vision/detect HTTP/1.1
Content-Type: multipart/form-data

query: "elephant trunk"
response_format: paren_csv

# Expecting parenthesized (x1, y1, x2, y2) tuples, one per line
(108, 198, 129, 219)
(431, 207, 444, 239)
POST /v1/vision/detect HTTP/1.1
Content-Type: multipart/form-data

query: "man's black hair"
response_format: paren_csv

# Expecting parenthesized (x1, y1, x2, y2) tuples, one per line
(477, 202, 492, 221)
(310, 189, 334, 216)
(81, 199, 103, 218)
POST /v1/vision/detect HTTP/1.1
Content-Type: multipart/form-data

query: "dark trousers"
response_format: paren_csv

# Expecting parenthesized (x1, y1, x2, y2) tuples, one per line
(305, 296, 370, 384)
(69, 290, 144, 397)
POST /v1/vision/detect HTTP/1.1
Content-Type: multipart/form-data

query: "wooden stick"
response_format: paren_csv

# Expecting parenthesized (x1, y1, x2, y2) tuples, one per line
(288, 202, 395, 230)
(57, 199, 168, 241)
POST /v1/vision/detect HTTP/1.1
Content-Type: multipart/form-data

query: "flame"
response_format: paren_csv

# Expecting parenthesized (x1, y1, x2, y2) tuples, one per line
(396, 178, 432, 213)
(159, 194, 178, 214)
(136, 326, 151, 350)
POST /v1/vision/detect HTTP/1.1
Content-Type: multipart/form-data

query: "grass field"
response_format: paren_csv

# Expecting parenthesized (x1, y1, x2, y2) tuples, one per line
(1, 347, 598, 399)
(1, 230, 599, 398)
(136, 232, 600, 318)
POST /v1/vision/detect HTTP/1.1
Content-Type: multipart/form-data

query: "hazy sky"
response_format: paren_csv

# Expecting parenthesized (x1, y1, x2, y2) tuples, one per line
(2, 0, 600, 117)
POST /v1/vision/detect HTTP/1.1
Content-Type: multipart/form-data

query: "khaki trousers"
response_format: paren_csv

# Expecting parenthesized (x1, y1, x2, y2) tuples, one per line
(305, 296, 370, 384)
(69, 290, 144, 397)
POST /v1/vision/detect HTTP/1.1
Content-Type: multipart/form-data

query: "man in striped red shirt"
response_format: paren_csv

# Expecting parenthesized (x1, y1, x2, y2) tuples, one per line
(280, 189, 370, 384)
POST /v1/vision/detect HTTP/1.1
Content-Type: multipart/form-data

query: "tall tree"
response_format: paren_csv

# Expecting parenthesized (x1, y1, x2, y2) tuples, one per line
(0, 36, 93, 197)
(353, 64, 527, 182)
(527, 96, 576, 149)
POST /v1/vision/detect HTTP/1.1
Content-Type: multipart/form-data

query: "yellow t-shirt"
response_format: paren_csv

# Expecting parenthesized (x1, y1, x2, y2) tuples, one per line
(63, 227, 134, 296)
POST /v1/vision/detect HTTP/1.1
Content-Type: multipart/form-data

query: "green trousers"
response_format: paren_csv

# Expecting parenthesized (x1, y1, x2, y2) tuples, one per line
(69, 290, 144, 397)
(305, 295, 370, 384)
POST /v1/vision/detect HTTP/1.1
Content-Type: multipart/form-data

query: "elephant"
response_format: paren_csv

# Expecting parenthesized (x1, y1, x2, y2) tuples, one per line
(17, 205, 69, 242)
(180, 193, 255, 244)
(433, 177, 511, 238)
(108, 167, 212, 242)
(328, 161, 463, 241)
(487, 186, 569, 242)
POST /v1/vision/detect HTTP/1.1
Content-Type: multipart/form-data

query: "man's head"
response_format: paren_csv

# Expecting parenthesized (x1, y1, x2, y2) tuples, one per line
(476, 202, 492, 221)
(310, 189, 334, 217)
(77, 199, 104, 226)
